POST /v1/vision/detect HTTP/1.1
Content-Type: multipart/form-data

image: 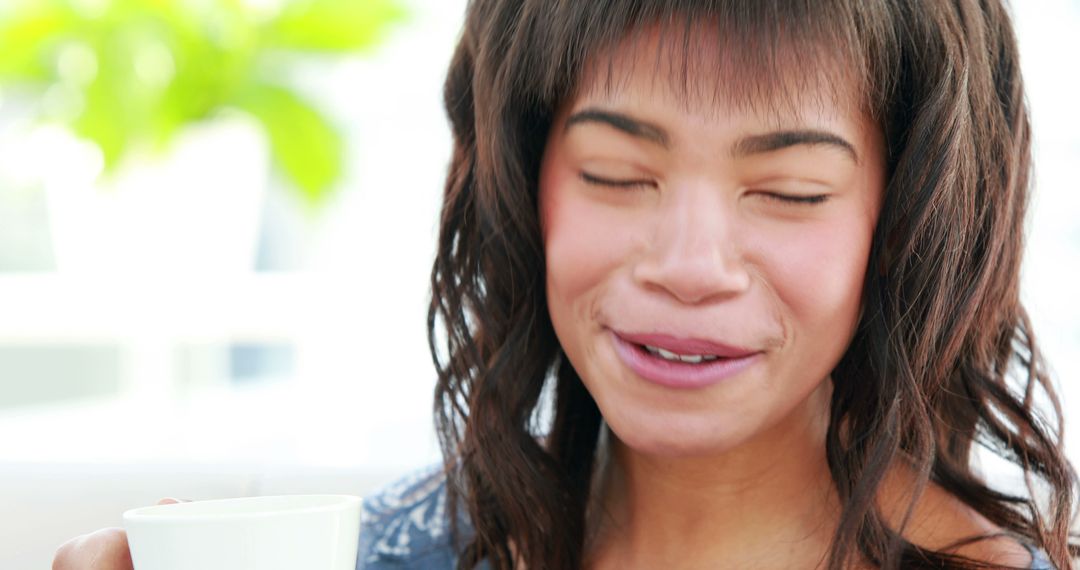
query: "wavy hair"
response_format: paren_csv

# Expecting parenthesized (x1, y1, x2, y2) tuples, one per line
(427, 1, 1079, 568)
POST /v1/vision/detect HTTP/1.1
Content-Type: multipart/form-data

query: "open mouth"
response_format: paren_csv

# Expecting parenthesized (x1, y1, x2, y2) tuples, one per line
(632, 342, 728, 364)
(611, 332, 762, 389)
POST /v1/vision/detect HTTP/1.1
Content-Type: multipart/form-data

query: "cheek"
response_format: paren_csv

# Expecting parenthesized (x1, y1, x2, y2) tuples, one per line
(753, 213, 876, 355)
(540, 169, 634, 326)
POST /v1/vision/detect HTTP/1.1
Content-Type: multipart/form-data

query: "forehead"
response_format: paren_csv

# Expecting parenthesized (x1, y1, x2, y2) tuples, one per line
(567, 24, 866, 128)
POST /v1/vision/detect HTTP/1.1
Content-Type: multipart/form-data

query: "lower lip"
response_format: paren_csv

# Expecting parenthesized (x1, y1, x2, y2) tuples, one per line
(610, 331, 762, 389)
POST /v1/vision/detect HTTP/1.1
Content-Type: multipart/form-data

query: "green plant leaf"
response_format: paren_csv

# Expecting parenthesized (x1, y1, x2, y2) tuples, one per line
(0, 0, 405, 205)
(231, 81, 342, 204)
(73, 71, 130, 171)
(0, 3, 74, 82)
(264, 0, 406, 53)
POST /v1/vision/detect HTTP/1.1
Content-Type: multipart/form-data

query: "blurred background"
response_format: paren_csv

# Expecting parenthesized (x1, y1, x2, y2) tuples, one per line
(0, 0, 1077, 567)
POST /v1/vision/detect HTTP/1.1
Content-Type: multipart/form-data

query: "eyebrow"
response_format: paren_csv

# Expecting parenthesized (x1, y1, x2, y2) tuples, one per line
(733, 130, 859, 164)
(565, 109, 670, 148)
(564, 108, 860, 164)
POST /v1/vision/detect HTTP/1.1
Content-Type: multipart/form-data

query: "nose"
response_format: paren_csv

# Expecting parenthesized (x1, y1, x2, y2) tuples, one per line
(632, 185, 751, 305)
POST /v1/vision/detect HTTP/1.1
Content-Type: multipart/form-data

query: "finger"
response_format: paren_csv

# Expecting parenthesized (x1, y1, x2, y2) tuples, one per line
(156, 497, 191, 505)
(53, 527, 133, 570)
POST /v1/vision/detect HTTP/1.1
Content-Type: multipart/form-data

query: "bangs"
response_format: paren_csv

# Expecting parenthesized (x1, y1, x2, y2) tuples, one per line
(515, 0, 899, 121)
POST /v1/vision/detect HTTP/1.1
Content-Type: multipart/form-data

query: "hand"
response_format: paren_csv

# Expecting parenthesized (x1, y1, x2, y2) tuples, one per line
(52, 498, 184, 570)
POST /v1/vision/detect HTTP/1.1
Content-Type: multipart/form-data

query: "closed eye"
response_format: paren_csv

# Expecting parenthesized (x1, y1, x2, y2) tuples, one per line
(579, 171, 655, 189)
(580, 173, 829, 205)
(759, 192, 831, 205)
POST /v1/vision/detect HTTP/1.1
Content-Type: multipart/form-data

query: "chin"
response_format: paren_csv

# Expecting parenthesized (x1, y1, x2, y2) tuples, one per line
(602, 406, 751, 459)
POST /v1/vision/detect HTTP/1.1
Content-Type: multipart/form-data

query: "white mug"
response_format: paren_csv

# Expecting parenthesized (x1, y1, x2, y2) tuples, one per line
(123, 495, 363, 570)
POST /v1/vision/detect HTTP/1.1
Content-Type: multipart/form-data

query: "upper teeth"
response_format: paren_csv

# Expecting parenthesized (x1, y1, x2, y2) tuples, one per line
(644, 345, 720, 363)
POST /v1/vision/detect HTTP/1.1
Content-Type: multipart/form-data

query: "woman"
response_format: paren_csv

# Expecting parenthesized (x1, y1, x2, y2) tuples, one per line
(55, 0, 1077, 569)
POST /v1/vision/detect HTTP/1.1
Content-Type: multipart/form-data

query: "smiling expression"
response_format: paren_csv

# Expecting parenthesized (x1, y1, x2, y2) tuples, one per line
(538, 35, 886, 458)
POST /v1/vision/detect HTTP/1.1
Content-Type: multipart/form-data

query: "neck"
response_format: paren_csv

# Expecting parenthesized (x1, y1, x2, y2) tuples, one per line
(586, 382, 839, 569)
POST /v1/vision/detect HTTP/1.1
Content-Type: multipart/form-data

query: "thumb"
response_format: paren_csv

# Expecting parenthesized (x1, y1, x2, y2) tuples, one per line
(156, 498, 191, 505)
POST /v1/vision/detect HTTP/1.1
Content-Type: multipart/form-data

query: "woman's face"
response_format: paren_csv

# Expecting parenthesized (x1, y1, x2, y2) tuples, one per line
(539, 39, 886, 458)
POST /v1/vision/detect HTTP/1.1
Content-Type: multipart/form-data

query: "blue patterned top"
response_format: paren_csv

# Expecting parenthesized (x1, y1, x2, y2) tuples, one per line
(358, 464, 487, 569)
(356, 465, 1056, 569)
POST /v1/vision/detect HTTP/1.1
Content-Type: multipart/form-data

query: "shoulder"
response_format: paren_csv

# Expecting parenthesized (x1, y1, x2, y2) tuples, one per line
(900, 483, 1048, 568)
(880, 467, 1053, 568)
(358, 464, 475, 569)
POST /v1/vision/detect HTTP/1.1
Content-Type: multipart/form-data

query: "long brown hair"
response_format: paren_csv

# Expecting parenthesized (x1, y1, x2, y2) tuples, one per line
(427, 1, 1079, 568)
